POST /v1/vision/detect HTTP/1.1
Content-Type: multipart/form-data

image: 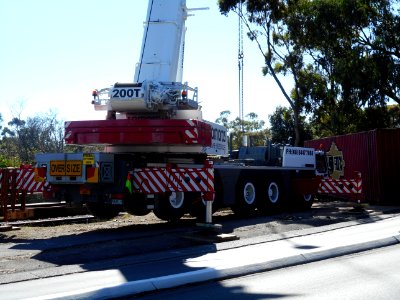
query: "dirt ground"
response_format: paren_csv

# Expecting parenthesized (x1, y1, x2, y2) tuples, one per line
(1, 207, 236, 240)
(1, 211, 170, 240)
(2, 200, 399, 241)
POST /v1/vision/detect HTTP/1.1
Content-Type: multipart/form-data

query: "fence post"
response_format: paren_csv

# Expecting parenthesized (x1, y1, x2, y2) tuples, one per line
(1, 169, 9, 222)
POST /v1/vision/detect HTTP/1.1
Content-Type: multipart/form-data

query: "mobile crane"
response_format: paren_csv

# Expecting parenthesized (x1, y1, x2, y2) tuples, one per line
(35, 0, 320, 222)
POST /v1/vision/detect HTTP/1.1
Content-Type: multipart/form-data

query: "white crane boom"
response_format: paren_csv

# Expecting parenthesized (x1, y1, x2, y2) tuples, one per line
(93, 0, 200, 119)
(135, 0, 187, 83)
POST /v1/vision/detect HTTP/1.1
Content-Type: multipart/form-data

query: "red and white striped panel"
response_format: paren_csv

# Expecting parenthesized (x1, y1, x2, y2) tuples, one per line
(17, 168, 49, 192)
(131, 166, 214, 194)
(184, 120, 199, 144)
(0, 168, 48, 192)
(318, 178, 362, 195)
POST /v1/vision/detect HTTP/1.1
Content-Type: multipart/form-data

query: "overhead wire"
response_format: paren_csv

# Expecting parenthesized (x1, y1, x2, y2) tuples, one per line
(238, 2, 244, 133)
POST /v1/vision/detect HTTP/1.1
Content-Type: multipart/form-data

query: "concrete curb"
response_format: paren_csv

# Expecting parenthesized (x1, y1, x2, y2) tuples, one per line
(54, 235, 400, 300)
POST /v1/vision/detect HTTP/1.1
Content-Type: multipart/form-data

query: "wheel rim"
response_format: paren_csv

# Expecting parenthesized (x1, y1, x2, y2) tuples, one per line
(168, 192, 185, 209)
(243, 182, 256, 205)
(303, 194, 312, 202)
(268, 182, 279, 204)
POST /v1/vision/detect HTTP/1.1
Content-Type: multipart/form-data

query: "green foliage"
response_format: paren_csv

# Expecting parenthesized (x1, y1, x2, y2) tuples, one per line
(219, 0, 400, 139)
(215, 111, 271, 150)
(269, 106, 312, 145)
(310, 103, 400, 138)
(286, 0, 400, 135)
(218, 0, 319, 145)
(387, 104, 400, 128)
(64, 144, 105, 153)
(0, 154, 17, 168)
(0, 111, 64, 165)
(357, 104, 400, 131)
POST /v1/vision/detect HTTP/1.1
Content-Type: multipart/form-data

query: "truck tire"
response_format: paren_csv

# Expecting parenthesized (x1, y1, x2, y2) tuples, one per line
(258, 180, 283, 214)
(153, 192, 186, 221)
(295, 194, 315, 210)
(123, 193, 150, 216)
(86, 202, 121, 219)
(232, 180, 257, 216)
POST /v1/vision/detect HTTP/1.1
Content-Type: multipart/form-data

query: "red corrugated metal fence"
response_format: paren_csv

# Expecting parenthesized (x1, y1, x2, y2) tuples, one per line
(305, 128, 400, 204)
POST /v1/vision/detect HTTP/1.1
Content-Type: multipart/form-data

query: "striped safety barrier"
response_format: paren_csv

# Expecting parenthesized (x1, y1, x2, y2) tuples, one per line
(130, 162, 214, 195)
(318, 172, 363, 201)
(0, 167, 48, 193)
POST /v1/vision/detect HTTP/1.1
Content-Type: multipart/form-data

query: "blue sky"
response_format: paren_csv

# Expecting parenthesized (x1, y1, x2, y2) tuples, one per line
(0, 0, 289, 125)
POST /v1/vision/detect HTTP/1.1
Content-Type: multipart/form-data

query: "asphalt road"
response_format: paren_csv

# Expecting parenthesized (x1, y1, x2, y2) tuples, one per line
(133, 244, 400, 300)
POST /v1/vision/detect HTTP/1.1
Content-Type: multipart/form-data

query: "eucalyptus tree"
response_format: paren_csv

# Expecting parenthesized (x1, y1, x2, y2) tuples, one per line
(218, 0, 400, 138)
(0, 112, 64, 165)
(216, 110, 270, 150)
(286, 0, 400, 135)
(219, 0, 315, 145)
(268, 106, 312, 145)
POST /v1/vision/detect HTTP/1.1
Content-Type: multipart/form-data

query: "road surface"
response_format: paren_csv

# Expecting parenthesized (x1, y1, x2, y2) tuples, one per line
(135, 244, 400, 299)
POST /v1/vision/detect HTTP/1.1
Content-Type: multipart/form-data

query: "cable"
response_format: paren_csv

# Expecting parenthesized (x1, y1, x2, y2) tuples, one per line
(238, 3, 244, 132)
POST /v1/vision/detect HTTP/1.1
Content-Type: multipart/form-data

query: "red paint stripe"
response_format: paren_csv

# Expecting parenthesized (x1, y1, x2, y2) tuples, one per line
(185, 170, 203, 192)
(167, 168, 186, 191)
(149, 169, 168, 192)
(180, 169, 199, 191)
(133, 171, 152, 193)
(194, 169, 214, 192)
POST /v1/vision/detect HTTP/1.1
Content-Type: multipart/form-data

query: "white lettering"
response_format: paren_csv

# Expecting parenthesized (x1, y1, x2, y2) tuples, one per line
(111, 88, 142, 99)
(285, 147, 314, 156)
